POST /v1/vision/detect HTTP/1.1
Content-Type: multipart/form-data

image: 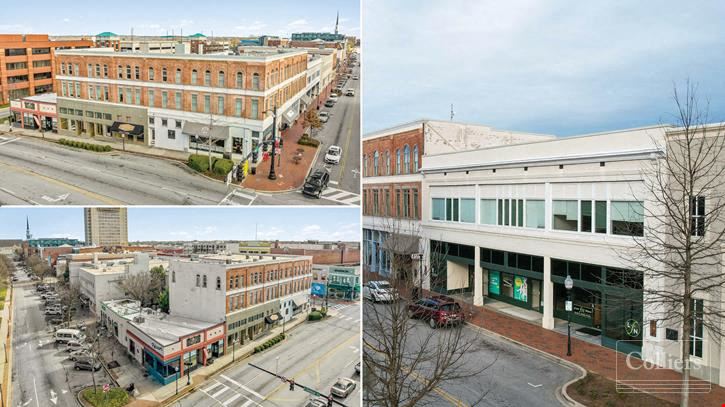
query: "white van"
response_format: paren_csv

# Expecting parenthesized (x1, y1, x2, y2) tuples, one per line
(55, 329, 85, 344)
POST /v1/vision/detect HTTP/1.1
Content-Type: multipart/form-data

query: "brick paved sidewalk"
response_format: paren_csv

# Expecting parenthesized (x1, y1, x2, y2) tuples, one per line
(460, 302, 725, 405)
(241, 118, 318, 192)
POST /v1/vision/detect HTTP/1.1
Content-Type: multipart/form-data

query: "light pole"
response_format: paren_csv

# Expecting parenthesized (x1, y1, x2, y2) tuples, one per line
(175, 359, 180, 395)
(185, 353, 193, 385)
(268, 105, 278, 180)
(276, 356, 280, 377)
(410, 253, 423, 300)
(564, 274, 574, 357)
(201, 126, 211, 171)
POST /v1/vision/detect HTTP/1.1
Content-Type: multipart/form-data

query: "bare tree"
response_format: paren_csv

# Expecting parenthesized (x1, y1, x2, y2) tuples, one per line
(363, 217, 494, 407)
(119, 271, 162, 308)
(56, 282, 81, 324)
(616, 80, 725, 407)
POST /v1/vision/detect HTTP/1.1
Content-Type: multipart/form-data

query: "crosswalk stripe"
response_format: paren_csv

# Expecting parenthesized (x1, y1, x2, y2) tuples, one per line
(211, 386, 229, 399)
(220, 374, 265, 400)
(203, 381, 223, 393)
(232, 190, 256, 201)
(222, 393, 241, 406)
(240, 400, 254, 407)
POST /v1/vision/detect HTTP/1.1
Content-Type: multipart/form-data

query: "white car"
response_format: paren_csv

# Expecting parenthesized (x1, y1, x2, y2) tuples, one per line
(352, 75, 359, 80)
(363, 281, 397, 303)
(331, 377, 356, 398)
(345, 89, 355, 97)
(319, 111, 329, 123)
(325, 145, 342, 165)
(329, 94, 339, 101)
(65, 340, 90, 352)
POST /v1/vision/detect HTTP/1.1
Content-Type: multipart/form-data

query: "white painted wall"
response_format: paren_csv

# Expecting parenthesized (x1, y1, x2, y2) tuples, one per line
(168, 260, 227, 323)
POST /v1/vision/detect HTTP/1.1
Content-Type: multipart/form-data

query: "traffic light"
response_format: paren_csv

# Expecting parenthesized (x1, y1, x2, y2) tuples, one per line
(289, 380, 294, 391)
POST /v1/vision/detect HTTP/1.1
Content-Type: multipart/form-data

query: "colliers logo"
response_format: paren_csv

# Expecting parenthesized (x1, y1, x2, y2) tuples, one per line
(625, 319, 640, 337)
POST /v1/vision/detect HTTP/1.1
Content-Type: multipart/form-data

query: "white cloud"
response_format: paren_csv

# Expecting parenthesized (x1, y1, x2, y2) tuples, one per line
(287, 19, 308, 27)
(63, 18, 70, 23)
(234, 21, 268, 35)
(256, 225, 286, 240)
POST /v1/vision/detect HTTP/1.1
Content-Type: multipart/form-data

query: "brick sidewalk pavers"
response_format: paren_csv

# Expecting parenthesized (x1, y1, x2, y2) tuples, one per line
(460, 302, 725, 405)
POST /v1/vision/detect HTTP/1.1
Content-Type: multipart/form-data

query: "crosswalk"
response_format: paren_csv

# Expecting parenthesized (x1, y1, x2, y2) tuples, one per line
(318, 187, 360, 205)
(328, 303, 352, 311)
(219, 189, 257, 206)
(199, 375, 264, 407)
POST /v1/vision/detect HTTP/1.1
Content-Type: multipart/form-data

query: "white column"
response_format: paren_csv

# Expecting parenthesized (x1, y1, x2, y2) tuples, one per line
(542, 255, 555, 329)
(421, 237, 431, 290)
(474, 245, 483, 306)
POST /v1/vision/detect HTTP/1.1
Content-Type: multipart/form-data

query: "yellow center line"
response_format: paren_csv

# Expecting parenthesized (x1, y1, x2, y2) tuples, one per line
(264, 333, 360, 399)
(0, 161, 126, 205)
(364, 343, 467, 406)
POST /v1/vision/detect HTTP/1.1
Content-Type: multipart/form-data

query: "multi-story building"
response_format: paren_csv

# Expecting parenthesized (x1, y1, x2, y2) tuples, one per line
(187, 33, 231, 55)
(185, 241, 239, 255)
(54, 48, 308, 160)
(93, 32, 121, 51)
(364, 119, 725, 386)
(0, 34, 92, 104)
(9, 92, 58, 131)
(291, 33, 345, 42)
(119, 40, 179, 54)
(84, 207, 128, 247)
(78, 252, 168, 314)
(167, 254, 313, 347)
(238, 241, 272, 254)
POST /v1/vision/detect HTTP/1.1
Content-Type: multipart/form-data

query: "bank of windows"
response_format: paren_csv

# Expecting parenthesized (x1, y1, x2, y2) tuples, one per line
(217, 96, 225, 114)
(175, 68, 182, 84)
(373, 151, 379, 176)
(6, 62, 28, 70)
(691, 196, 705, 237)
(33, 60, 52, 68)
(551, 258, 643, 290)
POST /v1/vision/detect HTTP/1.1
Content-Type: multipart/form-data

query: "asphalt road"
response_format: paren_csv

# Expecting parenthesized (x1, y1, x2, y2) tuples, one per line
(178, 300, 361, 407)
(365, 302, 578, 407)
(11, 279, 112, 407)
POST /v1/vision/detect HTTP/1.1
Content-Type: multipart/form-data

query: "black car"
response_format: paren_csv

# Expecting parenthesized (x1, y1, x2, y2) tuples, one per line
(302, 169, 330, 198)
(324, 100, 335, 108)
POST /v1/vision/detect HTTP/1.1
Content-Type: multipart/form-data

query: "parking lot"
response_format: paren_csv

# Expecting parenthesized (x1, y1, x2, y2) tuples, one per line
(11, 271, 113, 407)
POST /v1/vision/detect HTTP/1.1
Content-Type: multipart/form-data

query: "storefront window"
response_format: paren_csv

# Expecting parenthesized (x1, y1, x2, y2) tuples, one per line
(604, 294, 642, 347)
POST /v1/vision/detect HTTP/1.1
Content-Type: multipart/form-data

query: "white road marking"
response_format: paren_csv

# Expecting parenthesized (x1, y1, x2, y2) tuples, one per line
(32, 376, 40, 407)
(240, 400, 254, 407)
(528, 383, 542, 388)
(329, 180, 339, 185)
(220, 374, 265, 400)
(210, 386, 229, 399)
(222, 394, 241, 406)
(49, 389, 57, 405)
(202, 381, 223, 393)
(0, 137, 18, 146)
(41, 193, 69, 203)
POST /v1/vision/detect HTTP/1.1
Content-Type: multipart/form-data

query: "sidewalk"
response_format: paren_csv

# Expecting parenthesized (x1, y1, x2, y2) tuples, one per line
(241, 118, 317, 192)
(115, 314, 310, 407)
(0, 284, 12, 407)
(0, 123, 191, 162)
(459, 300, 725, 405)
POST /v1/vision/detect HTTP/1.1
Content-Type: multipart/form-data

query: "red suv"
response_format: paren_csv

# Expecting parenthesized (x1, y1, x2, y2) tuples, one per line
(407, 296, 465, 328)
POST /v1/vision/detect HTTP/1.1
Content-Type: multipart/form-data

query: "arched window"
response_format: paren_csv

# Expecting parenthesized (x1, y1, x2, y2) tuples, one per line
(396, 149, 401, 175)
(175, 68, 182, 84)
(148, 67, 154, 81)
(252, 73, 260, 90)
(191, 69, 198, 84)
(204, 70, 211, 86)
(236, 72, 244, 88)
(117, 65, 123, 79)
(373, 151, 379, 176)
(413, 145, 419, 172)
(403, 145, 410, 174)
(126, 65, 131, 79)
(218, 71, 225, 87)
(386, 151, 391, 175)
(162, 67, 168, 82)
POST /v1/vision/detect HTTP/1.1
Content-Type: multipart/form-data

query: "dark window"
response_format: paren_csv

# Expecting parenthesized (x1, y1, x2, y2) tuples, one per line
(552, 259, 568, 278)
(491, 250, 504, 266)
(507, 252, 517, 268)
(581, 264, 601, 283)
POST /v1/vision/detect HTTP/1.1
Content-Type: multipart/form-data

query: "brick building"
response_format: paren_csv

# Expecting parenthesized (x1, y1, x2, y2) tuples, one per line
(0, 34, 92, 104)
(54, 48, 308, 160)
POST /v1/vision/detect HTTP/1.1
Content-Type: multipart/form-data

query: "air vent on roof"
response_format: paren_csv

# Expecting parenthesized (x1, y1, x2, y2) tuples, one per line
(133, 316, 145, 324)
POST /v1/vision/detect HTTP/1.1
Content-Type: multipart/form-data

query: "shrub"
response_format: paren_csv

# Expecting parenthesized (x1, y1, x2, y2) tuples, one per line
(308, 311, 323, 321)
(298, 134, 320, 147)
(188, 154, 210, 172)
(212, 158, 233, 176)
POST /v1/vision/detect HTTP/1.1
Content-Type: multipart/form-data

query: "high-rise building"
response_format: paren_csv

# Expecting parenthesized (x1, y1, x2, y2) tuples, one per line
(84, 207, 128, 247)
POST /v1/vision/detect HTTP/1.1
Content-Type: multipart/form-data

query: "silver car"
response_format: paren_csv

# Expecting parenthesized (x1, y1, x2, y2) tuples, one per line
(331, 377, 356, 398)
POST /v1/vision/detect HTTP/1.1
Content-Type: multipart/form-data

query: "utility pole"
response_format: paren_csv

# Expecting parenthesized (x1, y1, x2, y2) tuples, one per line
(450, 104, 454, 121)
(247, 363, 347, 407)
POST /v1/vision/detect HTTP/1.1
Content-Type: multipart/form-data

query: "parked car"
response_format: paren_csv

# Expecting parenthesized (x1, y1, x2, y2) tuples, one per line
(363, 281, 398, 303)
(329, 93, 339, 101)
(407, 296, 465, 329)
(302, 169, 330, 198)
(324, 145, 342, 165)
(331, 377, 356, 398)
(45, 308, 61, 316)
(68, 349, 92, 361)
(55, 329, 85, 344)
(352, 75, 359, 80)
(345, 89, 355, 97)
(318, 111, 329, 123)
(65, 340, 90, 352)
(74, 359, 101, 371)
(304, 397, 329, 407)
(324, 100, 335, 108)
(355, 362, 360, 374)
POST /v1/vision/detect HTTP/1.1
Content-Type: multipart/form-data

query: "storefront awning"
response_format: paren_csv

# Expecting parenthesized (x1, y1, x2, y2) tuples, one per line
(281, 104, 299, 126)
(182, 122, 228, 141)
(264, 312, 283, 324)
(300, 94, 312, 106)
(291, 294, 309, 308)
(109, 122, 144, 136)
(382, 234, 419, 254)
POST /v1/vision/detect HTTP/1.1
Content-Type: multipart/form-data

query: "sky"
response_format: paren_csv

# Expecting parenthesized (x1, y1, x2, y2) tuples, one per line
(0, 207, 360, 242)
(0, 0, 359, 38)
(363, 0, 725, 136)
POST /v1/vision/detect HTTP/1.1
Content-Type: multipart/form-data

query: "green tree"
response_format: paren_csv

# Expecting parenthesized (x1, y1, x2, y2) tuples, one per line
(158, 288, 170, 313)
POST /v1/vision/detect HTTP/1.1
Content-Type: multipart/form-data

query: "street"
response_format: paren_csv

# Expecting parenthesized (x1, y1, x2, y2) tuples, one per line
(365, 302, 578, 407)
(11, 279, 112, 407)
(178, 300, 361, 407)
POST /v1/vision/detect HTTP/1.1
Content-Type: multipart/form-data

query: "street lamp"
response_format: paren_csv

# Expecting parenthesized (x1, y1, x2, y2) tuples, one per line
(184, 353, 193, 385)
(564, 274, 574, 357)
(410, 253, 423, 300)
(267, 105, 278, 180)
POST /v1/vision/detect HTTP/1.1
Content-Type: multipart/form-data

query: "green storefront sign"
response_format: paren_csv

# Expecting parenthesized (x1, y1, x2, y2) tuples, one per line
(514, 276, 528, 302)
(489, 271, 500, 295)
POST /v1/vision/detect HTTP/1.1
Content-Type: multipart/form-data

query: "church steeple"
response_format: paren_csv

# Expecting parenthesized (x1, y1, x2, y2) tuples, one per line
(335, 11, 339, 35)
(26, 216, 32, 240)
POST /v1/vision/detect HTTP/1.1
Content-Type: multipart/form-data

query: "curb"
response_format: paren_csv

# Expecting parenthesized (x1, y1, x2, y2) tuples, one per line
(464, 320, 588, 406)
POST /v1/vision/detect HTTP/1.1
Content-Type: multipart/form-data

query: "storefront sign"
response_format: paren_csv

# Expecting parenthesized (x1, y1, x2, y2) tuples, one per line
(151, 341, 163, 351)
(514, 276, 528, 302)
(186, 335, 201, 347)
(489, 271, 500, 295)
(573, 304, 593, 319)
(625, 319, 641, 337)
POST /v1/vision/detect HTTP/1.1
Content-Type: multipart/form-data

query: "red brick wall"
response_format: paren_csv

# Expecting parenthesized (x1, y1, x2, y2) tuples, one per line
(363, 181, 422, 219)
(269, 248, 360, 265)
(362, 127, 423, 177)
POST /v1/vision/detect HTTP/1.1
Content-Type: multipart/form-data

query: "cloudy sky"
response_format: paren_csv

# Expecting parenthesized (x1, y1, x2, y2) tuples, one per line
(0, 0, 359, 38)
(363, 0, 725, 136)
(0, 207, 360, 242)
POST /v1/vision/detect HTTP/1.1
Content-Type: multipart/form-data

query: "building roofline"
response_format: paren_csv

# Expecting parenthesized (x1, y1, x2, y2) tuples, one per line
(55, 48, 307, 62)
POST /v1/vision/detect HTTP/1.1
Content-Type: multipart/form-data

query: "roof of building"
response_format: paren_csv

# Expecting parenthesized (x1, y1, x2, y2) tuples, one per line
(96, 32, 119, 37)
(176, 253, 311, 268)
(23, 93, 57, 104)
(56, 47, 306, 62)
(188, 33, 207, 38)
(103, 299, 217, 346)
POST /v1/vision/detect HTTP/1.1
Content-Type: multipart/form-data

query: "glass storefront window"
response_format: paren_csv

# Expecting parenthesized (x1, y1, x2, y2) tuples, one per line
(525, 200, 545, 229)
(552, 200, 578, 231)
(432, 198, 445, 220)
(595, 201, 607, 233)
(480, 199, 496, 225)
(581, 201, 592, 232)
(501, 273, 514, 298)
